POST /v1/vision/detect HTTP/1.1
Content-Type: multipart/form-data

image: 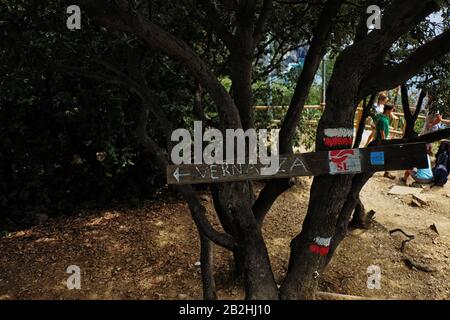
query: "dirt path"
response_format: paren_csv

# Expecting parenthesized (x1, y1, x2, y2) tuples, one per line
(363, 172, 450, 246)
(0, 175, 449, 300)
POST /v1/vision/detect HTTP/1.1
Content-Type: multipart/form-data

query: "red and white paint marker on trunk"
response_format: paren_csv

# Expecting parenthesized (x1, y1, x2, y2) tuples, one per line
(323, 128, 353, 148)
(309, 236, 332, 256)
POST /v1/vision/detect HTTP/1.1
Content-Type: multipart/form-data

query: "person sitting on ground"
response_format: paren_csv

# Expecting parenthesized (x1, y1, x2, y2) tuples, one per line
(403, 151, 434, 185)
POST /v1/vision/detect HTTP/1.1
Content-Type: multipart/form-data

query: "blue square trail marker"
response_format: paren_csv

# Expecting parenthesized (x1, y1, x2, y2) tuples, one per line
(370, 152, 385, 166)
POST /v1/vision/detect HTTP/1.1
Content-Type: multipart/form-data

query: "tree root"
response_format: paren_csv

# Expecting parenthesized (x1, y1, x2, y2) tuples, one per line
(389, 228, 415, 252)
(389, 229, 436, 273)
(404, 256, 437, 273)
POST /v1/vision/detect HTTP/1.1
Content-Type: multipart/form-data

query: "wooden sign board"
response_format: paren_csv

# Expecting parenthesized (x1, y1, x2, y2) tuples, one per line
(166, 143, 428, 185)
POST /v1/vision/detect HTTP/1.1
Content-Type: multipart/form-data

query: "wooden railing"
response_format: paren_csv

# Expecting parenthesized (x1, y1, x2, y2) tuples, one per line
(255, 105, 450, 139)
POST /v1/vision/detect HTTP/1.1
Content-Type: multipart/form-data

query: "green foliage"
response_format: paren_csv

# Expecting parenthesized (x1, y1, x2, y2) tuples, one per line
(253, 80, 294, 107)
(297, 109, 321, 151)
(0, 1, 172, 229)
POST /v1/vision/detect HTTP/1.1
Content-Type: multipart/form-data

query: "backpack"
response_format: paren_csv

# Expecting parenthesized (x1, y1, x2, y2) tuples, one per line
(433, 143, 449, 186)
(436, 141, 450, 172)
(432, 165, 448, 187)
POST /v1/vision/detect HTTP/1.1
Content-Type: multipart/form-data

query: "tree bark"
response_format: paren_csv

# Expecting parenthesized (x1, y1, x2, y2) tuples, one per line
(402, 85, 426, 139)
(210, 184, 245, 277)
(353, 94, 376, 148)
(213, 182, 279, 300)
(280, 175, 353, 300)
(200, 232, 217, 300)
(230, 54, 254, 130)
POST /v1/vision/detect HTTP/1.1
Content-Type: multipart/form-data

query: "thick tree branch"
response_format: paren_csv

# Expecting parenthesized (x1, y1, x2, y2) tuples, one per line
(252, 0, 344, 225)
(353, 94, 376, 148)
(407, 128, 450, 145)
(401, 84, 418, 139)
(61, 56, 238, 251)
(414, 90, 427, 120)
(136, 104, 238, 251)
(253, 0, 273, 44)
(362, 30, 450, 96)
(79, 0, 242, 129)
(401, 84, 412, 118)
(60, 60, 176, 139)
(279, 0, 343, 154)
(198, 0, 235, 48)
(255, 41, 310, 80)
(353, 0, 371, 44)
(373, 128, 450, 147)
(361, 0, 439, 53)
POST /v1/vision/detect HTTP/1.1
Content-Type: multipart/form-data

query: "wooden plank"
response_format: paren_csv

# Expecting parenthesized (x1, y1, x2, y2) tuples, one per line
(316, 291, 379, 300)
(166, 143, 427, 185)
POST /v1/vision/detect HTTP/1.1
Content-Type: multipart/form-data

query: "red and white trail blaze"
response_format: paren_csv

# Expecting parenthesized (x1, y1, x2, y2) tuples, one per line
(323, 128, 354, 148)
(309, 236, 332, 256)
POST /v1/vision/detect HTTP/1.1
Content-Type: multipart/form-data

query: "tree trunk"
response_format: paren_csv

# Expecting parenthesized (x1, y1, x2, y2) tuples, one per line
(279, 175, 353, 299)
(240, 228, 279, 299)
(193, 84, 205, 122)
(210, 184, 245, 277)
(230, 54, 254, 130)
(199, 232, 217, 300)
(280, 44, 365, 299)
(349, 196, 375, 229)
(214, 182, 279, 299)
(326, 173, 374, 266)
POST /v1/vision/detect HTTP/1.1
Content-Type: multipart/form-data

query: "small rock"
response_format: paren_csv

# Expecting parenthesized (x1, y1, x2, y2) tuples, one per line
(199, 195, 209, 202)
(389, 186, 423, 196)
(413, 194, 429, 206)
(350, 229, 365, 236)
(194, 261, 201, 267)
(409, 199, 422, 207)
(430, 223, 439, 235)
(178, 294, 188, 299)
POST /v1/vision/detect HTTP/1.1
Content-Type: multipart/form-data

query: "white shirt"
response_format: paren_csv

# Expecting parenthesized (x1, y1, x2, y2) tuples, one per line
(374, 104, 384, 114)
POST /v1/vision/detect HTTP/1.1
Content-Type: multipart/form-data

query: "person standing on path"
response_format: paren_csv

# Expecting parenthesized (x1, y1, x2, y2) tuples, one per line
(375, 105, 397, 179)
(422, 108, 443, 154)
(366, 93, 389, 146)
